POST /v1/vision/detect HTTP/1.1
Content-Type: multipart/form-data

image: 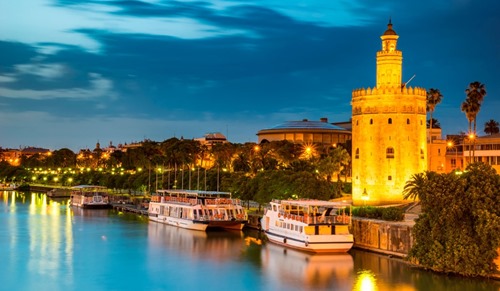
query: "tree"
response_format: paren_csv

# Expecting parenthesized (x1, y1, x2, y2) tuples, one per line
(407, 163, 500, 277)
(462, 81, 487, 160)
(317, 147, 351, 184)
(426, 118, 441, 129)
(426, 88, 443, 140)
(461, 98, 479, 135)
(402, 171, 436, 201)
(465, 81, 487, 135)
(484, 119, 500, 135)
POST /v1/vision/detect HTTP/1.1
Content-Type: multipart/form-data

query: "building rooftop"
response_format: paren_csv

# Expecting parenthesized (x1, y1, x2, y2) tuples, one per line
(261, 119, 348, 131)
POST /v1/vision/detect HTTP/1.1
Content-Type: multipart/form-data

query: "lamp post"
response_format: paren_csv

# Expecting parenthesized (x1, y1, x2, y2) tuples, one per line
(468, 133, 475, 163)
(361, 188, 369, 206)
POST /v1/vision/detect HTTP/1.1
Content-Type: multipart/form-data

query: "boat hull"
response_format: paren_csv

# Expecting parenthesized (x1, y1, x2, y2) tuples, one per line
(264, 230, 353, 254)
(206, 220, 246, 230)
(149, 214, 209, 231)
(71, 202, 112, 209)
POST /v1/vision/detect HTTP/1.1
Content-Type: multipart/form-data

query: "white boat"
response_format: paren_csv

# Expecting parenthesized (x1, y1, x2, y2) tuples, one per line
(261, 199, 353, 253)
(148, 189, 248, 231)
(70, 185, 112, 209)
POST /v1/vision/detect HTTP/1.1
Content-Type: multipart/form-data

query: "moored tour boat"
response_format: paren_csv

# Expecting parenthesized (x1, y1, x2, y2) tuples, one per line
(47, 187, 71, 198)
(70, 185, 112, 209)
(148, 189, 248, 231)
(261, 199, 353, 253)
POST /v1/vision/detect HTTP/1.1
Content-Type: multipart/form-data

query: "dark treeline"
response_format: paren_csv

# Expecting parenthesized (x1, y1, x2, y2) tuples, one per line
(0, 138, 352, 204)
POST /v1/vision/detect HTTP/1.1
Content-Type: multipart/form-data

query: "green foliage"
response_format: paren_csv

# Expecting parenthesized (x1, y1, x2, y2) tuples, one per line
(352, 206, 404, 221)
(407, 163, 500, 277)
(381, 207, 405, 221)
(227, 170, 338, 205)
(342, 182, 352, 194)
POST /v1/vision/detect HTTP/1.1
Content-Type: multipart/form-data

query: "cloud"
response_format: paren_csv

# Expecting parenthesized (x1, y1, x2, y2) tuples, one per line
(0, 73, 115, 100)
(15, 63, 66, 80)
(0, 75, 16, 83)
(2, 0, 249, 54)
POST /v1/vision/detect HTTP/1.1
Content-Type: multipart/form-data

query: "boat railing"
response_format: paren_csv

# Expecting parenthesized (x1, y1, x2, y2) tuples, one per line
(195, 213, 247, 221)
(279, 212, 350, 225)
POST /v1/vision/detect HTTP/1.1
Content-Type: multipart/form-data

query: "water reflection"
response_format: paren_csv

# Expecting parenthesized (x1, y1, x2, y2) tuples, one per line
(148, 222, 244, 259)
(1, 192, 499, 291)
(260, 242, 355, 290)
(0, 191, 75, 288)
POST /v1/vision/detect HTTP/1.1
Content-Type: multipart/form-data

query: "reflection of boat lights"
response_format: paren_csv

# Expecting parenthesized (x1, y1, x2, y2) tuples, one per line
(353, 270, 377, 291)
(245, 237, 262, 246)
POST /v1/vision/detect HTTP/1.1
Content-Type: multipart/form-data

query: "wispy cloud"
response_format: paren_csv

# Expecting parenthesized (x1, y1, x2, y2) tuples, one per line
(15, 63, 67, 80)
(0, 72, 115, 100)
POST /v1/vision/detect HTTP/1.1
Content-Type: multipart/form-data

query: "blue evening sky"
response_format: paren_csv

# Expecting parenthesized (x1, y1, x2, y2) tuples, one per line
(1, 0, 499, 151)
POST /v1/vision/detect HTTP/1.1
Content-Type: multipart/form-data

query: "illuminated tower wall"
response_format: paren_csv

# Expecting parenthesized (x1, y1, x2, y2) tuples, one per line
(351, 22, 427, 205)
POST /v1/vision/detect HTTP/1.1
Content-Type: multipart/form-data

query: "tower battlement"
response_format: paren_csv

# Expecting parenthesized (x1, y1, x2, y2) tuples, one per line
(352, 85, 426, 97)
(376, 50, 402, 57)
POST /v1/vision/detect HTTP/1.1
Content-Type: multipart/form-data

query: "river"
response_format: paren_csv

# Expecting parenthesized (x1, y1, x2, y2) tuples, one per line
(1, 191, 498, 291)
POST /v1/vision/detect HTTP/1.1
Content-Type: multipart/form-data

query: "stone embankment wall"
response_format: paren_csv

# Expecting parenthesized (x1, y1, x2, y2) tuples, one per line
(351, 217, 414, 258)
(351, 217, 500, 273)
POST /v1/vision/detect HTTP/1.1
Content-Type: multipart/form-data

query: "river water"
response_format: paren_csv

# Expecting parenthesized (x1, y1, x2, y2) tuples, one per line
(1, 191, 499, 291)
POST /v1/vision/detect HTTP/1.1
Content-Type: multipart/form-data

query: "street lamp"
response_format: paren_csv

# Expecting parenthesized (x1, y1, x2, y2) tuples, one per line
(468, 133, 476, 162)
(361, 188, 369, 206)
(447, 141, 458, 171)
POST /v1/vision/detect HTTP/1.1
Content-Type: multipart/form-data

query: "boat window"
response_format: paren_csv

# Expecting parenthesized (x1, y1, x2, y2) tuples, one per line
(273, 205, 277, 212)
(299, 226, 303, 233)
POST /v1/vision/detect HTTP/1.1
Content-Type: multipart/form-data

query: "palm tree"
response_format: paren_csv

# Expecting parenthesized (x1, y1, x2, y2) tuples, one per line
(461, 98, 478, 134)
(426, 118, 441, 129)
(484, 119, 500, 135)
(403, 171, 436, 201)
(462, 81, 487, 159)
(426, 88, 443, 142)
(465, 81, 487, 134)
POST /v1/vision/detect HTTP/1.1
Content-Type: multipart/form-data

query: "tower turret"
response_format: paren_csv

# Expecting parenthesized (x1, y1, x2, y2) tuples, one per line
(376, 20, 402, 88)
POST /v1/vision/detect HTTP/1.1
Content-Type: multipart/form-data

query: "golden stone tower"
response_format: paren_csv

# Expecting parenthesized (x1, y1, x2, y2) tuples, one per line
(351, 21, 427, 206)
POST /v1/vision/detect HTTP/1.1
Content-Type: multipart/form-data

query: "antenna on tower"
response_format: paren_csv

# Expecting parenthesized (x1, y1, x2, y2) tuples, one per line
(401, 74, 416, 89)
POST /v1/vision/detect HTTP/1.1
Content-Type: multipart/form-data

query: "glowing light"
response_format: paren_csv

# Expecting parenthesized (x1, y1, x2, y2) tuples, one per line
(353, 270, 378, 291)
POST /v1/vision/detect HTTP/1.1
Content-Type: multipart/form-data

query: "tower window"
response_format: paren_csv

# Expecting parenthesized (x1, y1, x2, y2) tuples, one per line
(420, 120, 423, 125)
(370, 119, 373, 125)
(356, 120, 359, 125)
(355, 148, 360, 159)
(388, 176, 392, 181)
(386, 147, 394, 159)
(420, 149, 425, 159)
(407, 118, 410, 124)
(388, 118, 392, 124)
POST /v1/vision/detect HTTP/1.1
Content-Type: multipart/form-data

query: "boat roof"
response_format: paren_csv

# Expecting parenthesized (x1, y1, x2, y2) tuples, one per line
(71, 185, 107, 189)
(156, 189, 232, 197)
(272, 199, 349, 208)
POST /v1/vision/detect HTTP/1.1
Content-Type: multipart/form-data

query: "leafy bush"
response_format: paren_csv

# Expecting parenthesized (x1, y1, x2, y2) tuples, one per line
(381, 207, 404, 221)
(352, 206, 403, 221)
(343, 182, 352, 194)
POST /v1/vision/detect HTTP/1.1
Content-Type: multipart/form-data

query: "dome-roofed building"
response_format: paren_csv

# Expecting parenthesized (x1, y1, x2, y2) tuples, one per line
(195, 132, 228, 146)
(257, 118, 351, 145)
